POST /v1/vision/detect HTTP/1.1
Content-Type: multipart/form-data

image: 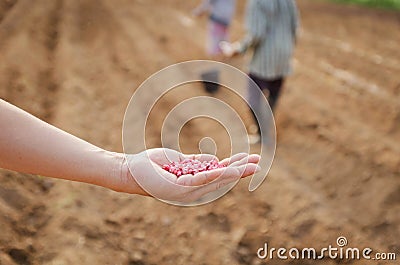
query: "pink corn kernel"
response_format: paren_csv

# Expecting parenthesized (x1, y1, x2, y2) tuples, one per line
(162, 158, 225, 177)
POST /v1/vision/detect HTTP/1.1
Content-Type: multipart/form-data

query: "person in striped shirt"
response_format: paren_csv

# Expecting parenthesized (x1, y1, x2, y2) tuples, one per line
(221, 0, 299, 142)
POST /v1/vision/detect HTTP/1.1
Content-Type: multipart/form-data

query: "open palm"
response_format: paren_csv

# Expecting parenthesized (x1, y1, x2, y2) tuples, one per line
(125, 148, 260, 203)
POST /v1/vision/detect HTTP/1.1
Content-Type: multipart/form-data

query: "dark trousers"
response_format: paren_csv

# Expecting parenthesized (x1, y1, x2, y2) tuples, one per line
(248, 73, 284, 135)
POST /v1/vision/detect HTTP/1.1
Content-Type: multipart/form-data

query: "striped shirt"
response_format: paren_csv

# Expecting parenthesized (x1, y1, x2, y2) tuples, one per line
(240, 0, 299, 79)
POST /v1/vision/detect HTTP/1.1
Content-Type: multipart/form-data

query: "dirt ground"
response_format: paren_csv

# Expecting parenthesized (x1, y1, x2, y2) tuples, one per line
(0, 0, 399, 264)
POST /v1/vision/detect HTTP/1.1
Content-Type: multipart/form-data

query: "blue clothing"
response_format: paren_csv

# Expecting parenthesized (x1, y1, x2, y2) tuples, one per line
(203, 0, 237, 26)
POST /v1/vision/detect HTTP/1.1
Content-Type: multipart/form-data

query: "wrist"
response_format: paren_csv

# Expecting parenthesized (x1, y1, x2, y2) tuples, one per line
(106, 152, 149, 196)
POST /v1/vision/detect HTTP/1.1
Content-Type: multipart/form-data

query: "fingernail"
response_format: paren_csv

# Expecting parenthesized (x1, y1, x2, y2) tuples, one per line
(255, 165, 261, 173)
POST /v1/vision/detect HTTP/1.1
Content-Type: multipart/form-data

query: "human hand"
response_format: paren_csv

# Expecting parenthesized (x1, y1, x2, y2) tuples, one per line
(219, 41, 241, 57)
(119, 148, 260, 203)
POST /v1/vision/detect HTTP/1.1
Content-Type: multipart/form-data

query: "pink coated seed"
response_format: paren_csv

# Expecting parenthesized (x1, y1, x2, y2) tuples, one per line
(162, 158, 226, 177)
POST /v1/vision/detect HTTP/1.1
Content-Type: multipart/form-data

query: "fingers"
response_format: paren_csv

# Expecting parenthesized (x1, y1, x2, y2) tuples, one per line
(176, 166, 236, 186)
(220, 153, 260, 166)
(190, 170, 241, 199)
(188, 163, 261, 200)
(228, 154, 261, 167)
(182, 153, 217, 162)
(220, 153, 248, 166)
(177, 153, 261, 186)
(236, 163, 261, 178)
(245, 154, 261, 164)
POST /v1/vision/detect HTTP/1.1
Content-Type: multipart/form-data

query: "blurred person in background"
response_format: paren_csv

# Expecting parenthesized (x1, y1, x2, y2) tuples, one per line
(193, 0, 237, 93)
(193, 0, 237, 59)
(221, 0, 299, 143)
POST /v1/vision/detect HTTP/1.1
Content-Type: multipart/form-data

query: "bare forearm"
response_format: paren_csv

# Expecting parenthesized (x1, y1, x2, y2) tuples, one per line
(0, 99, 123, 190)
(0, 99, 261, 202)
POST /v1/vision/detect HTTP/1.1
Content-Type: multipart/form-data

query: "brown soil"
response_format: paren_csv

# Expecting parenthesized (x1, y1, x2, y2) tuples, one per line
(0, 0, 399, 264)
